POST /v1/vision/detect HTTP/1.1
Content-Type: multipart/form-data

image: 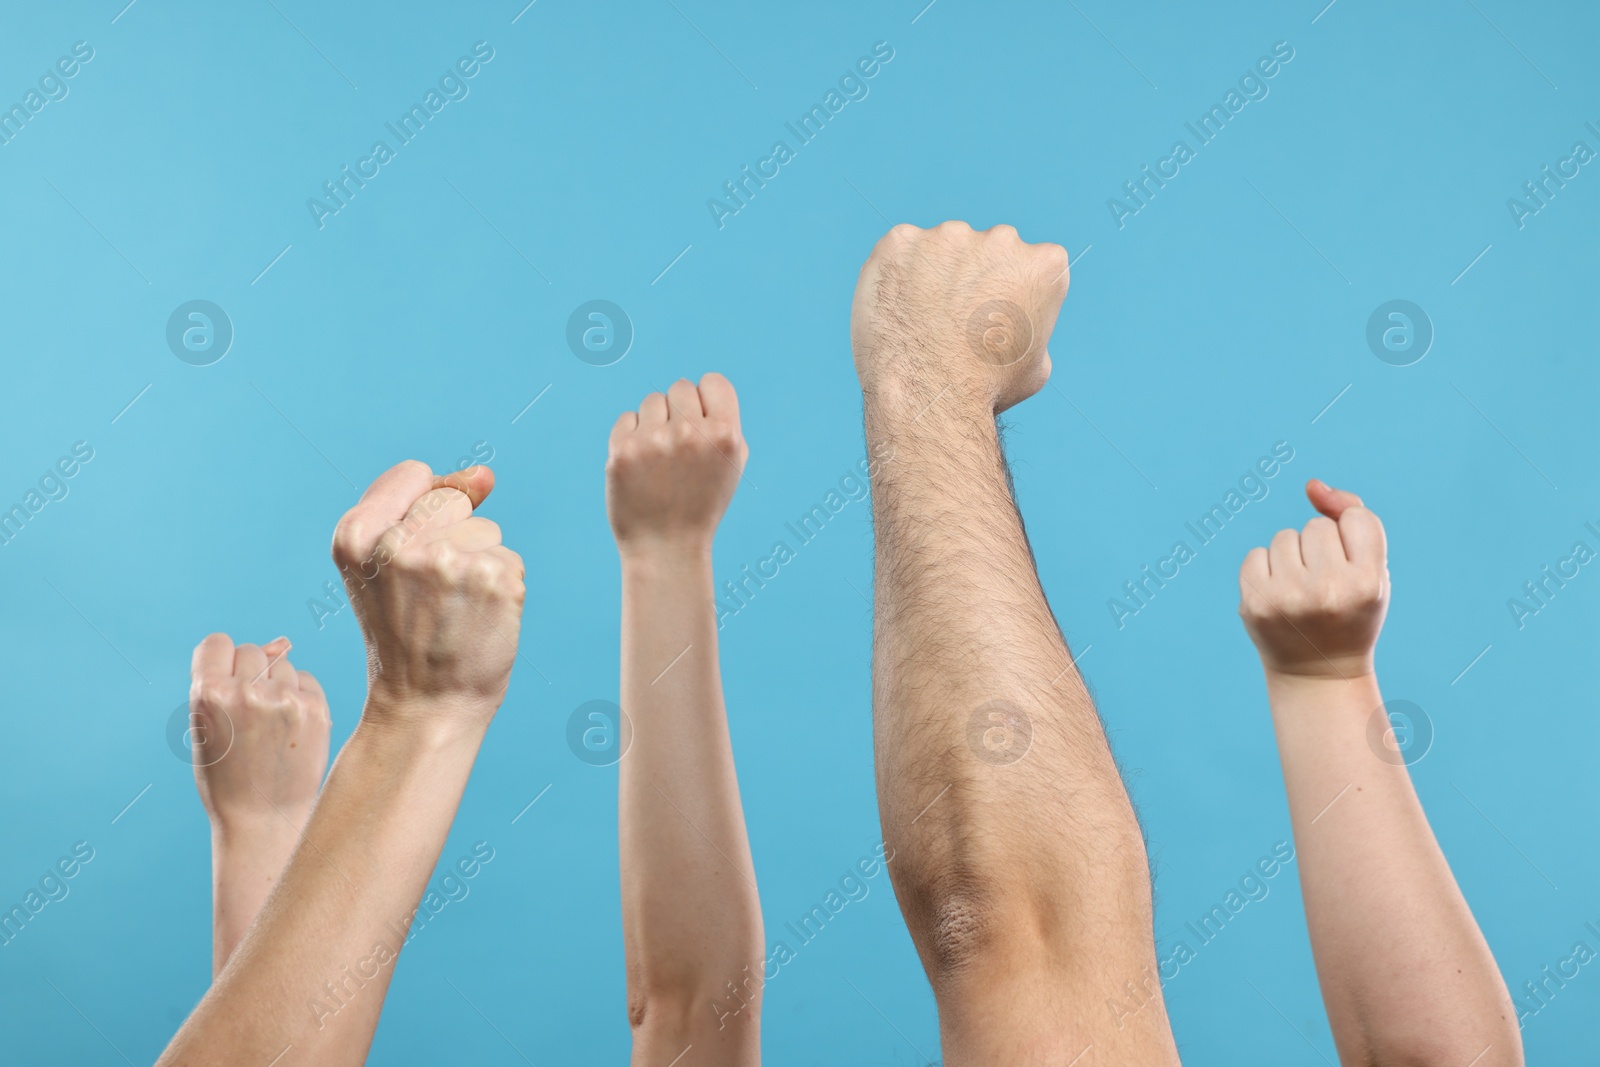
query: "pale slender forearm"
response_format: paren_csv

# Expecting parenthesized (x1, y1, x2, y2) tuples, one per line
(162, 712, 484, 1066)
(1266, 671, 1521, 1066)
(210, 818, 306, 978)
(619, 546, 762, 1056)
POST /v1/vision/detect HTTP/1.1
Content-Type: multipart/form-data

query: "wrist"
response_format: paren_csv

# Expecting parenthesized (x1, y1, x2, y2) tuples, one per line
(1262, 667, 1379, 691)
(617, 538, 715, 574)
(859, 366, 992, 424)
(1261, 668, 1383, 729)
(210, 809, 307, 851)
(358, 690, 493, 753)
(1259, 653, 1378, 685)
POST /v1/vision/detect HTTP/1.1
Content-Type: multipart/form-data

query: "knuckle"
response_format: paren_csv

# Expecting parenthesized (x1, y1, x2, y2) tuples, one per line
(425, 539, 462, 574)
(706, 420, 742, 450)
(640, 430, 672, 458)
(1312, 587, 1345, 615)
(465, 554, 502, 591)
(331, 515, 368, 560)
(191, 681, 230, 712)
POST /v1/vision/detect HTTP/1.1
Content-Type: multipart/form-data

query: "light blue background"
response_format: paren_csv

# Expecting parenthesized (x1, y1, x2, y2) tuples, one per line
(1, 1, 1596, 1062)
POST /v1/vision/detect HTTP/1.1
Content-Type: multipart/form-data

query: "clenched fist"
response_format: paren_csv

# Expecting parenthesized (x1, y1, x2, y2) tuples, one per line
(606, 374, 748, 557)
(1238, 480, 1390, 680)
(332, 461, 525, 727)
(190, 634, 330, 830)
(850, 221, 1070, 414)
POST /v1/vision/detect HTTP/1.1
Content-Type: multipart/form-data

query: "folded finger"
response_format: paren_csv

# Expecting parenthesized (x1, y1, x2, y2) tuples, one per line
(352, 460, 437, 531)
(698, 372, 741, 427)
(427, 516, 503, 552)
(638, 392, 668, 426)
(1301, 517, 1345, 569)
(265, 640, 297, 685)
(610, 411, 639, 447)
(665, 378, 705, 420)
(1339, 507, 1387, 570)
(296, 671, 331, 722)
(399, 486, 475, 541)
(1268, 529, 1304, 576)
(484, 544, 526, 584)
(233, 643, 269, 683)
(432, 465, 494, 509)
(192, 633, 234, 681)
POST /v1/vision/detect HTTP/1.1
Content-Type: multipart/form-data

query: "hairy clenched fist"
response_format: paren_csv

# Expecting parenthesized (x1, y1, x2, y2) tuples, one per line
(850, 221, 1070, 414)
(1238, 480, 1391, 680)
(332, 461, 525, 727)
(190, 634, 330, 831)
(606, 374, 747, 557)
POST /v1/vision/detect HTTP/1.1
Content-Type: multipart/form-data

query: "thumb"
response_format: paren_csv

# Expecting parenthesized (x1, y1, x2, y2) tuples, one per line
(1306, 478, 1364, 520)
(432, 465, 495, 509)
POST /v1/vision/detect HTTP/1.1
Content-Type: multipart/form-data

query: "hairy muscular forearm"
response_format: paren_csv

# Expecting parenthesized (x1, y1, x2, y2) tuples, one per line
(864, 384, 1149, 972)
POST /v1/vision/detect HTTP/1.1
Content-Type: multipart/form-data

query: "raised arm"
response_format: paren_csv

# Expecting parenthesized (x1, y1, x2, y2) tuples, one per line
(189, 634, 330, 977)
(1237, 479, 1521, 1066)
(159, 461, 525, 1066)
(607, 375, 764, 1064)
(851, 222, 1180, 1064)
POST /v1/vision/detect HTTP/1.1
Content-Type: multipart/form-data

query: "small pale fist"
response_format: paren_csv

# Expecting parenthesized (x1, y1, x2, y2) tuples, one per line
(331, 461, 526, 726)
(190, 635, 330, 830)
(850, 220, 1070, 413)
(1238, 480, 1391, 680)
(606, 373, 748, 557)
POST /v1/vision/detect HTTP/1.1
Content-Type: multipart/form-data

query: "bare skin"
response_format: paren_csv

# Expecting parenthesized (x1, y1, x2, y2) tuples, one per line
(851, 221, 1181, 1065)
(608, 374, 764, 1064)
(158, 462, 524, 1066)
(1239, 481, 1523, 1066)
(190, 634, 330, 977)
